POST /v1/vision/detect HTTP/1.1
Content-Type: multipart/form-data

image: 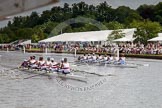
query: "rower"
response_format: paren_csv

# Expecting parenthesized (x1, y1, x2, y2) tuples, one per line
(117, 57, 126, 65)
(97, 54, 103, 62)
(113, 55, 119, 64)
(105, 54, 113, 64)
(121, 54, 126, 62)
(20, 56, 32, 68)
(92, 53, 97, 63)
(50, 58, 59, 71)
(37, 57, 46, 69)
(103, 54, 108, 62)
(82, 54, 88, 62)
(29, 56, 38, 69)
(104, 55, 110, 64)
(77, 56, 81, 61)
(58, 58, 70, 74)
(114, 54, 126, 65)
(87, 54, 92, 62)
(41, 57, 51, 70)
(109, 55, 113, 61)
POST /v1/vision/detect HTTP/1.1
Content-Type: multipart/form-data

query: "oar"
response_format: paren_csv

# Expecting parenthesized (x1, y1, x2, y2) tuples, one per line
(23, 71, 47, 79)
(72, 69, 106, 76)
(137, 63, 149, 67)
(128, 63, 149, 67)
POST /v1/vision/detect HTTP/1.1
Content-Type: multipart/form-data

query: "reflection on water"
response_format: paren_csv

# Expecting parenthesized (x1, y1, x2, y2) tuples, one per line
(0, 51, 162, 108)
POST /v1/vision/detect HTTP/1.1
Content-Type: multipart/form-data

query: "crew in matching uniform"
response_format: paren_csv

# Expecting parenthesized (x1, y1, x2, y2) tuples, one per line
(113, 54, 126, 65)
(29, 56, 38, 69)
(50, 58, 59, 71)
(91, 53, 97, 62)
(58, 58, 70, 74)
(37, 57, 46, 69)
(41, 57, 51, 70)
(97, 54, 103, 62)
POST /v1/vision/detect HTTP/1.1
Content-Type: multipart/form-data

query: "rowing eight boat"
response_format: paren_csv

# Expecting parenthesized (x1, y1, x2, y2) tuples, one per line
(19, 67, 87, 81)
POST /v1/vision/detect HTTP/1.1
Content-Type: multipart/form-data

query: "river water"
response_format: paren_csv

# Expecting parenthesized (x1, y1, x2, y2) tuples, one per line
(0, 51, 162, 108)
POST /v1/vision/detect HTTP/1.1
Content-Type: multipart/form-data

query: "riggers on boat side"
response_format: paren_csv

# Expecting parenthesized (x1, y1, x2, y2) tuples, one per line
(19, 67, 87, 81)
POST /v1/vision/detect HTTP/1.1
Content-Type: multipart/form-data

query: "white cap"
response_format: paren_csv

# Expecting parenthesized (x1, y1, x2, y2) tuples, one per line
(51, 58, 54, 61)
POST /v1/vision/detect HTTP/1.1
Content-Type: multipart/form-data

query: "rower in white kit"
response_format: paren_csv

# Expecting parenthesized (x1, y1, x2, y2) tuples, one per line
(114, 54, 126, 65)
(113, 55, 119, 64)
(29, 56, 38, 69)
(91, 53, 97, 63)
(97, 54, 103, 62)
(37, 57, 46, 70)
(118, 54, 126, 65)
(103, 54, 108, 63)
(82, 54, 88, 62)
(87, 54, 92, 62)
(58, 58, 71, 74)
(50, 58, 59, 71)
(41, 57, 52, 70)
(105, 54, 113, 64)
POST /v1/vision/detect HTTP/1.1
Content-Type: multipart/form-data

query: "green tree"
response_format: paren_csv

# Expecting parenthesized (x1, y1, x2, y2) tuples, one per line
(129, 20, 162, 44)
(104, 21, 124, 30)
(137, 4, 155, 20)
(16, 28, 34, 40)
(107, 30, 125, 42)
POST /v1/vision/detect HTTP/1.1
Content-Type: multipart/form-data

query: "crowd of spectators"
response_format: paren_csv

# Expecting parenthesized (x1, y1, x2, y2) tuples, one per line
(0, 42, 162, 55)
(50, 42, 162, 55)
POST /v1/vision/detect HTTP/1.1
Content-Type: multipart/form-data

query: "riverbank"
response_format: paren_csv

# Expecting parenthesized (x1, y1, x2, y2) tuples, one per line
(25, 49, 162, 60)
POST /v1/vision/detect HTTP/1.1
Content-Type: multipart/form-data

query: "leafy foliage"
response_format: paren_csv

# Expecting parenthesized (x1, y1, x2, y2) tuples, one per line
(107, 30, 125, 42)
(0, 2, 162, 43)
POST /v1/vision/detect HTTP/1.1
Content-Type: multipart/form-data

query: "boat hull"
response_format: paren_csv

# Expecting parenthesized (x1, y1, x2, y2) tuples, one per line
(19, 68, 87, 81)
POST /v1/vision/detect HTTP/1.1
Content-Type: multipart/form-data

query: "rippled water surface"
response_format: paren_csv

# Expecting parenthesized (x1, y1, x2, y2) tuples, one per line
(0, 51, 162, 108)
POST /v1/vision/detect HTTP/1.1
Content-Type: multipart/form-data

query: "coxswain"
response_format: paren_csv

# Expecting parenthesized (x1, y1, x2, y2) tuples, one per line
(20, 56, 32, 68)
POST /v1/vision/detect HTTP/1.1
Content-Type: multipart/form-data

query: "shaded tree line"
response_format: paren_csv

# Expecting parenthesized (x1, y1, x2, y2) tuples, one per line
(0, 1, 162, 44)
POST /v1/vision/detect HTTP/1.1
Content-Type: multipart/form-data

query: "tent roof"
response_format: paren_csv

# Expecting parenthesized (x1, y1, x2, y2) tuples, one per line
(113, 37, 136, 42)
(19, 40, 31, 45)
(39, 28, 136, 43)
(148, 33, 162, 41)
(148, 37, 162, 41)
